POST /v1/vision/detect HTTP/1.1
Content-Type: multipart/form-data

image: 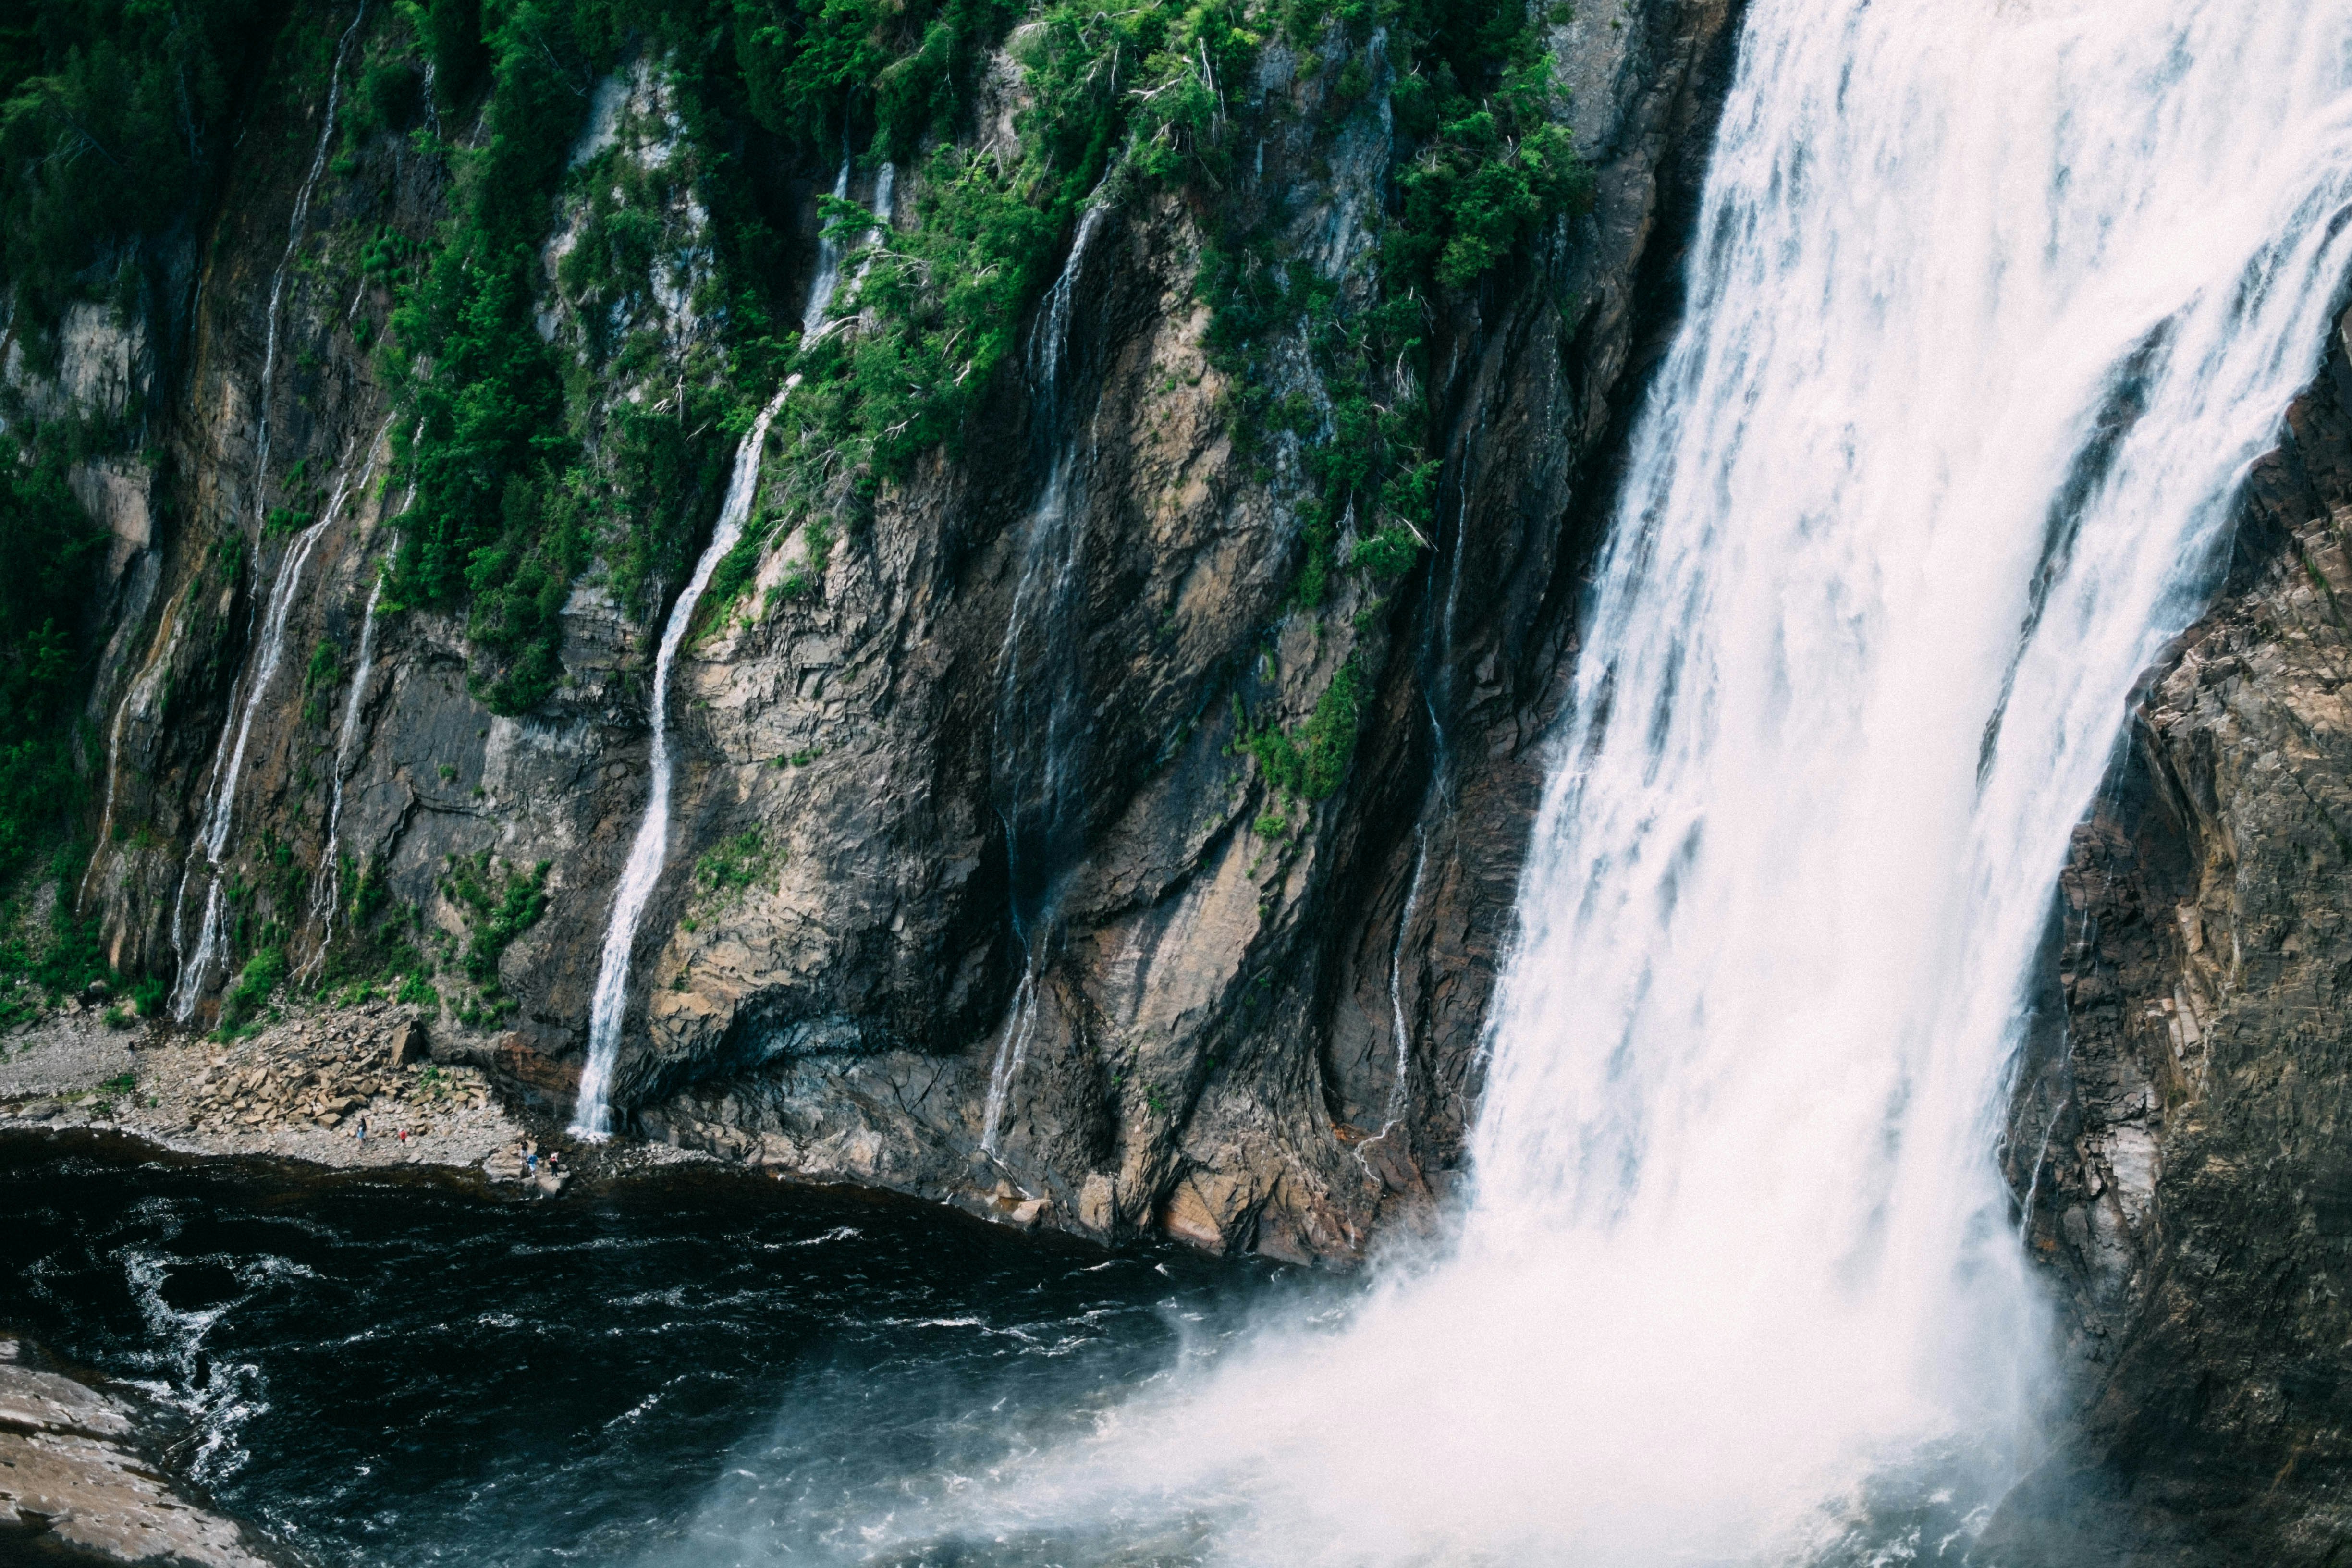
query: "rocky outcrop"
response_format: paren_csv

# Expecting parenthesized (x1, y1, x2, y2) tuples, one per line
(1991, 308, 2352, 1563)
(0, 1338, 270, 1567)
(630, 0, 1745, 1256)
(30, 0, 1747, 1264)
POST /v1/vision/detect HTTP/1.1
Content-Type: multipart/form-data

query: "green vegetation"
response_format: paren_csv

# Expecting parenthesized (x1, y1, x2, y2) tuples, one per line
(0, 0, 268, 346)
(302, 638, 341, 724)
(1240, 659, 1365, 802)
(0, 436, 105, 880)
(691, 827, 774, 907)
(319, 855, 438, 1005)
(370, 0, 1036, 713)
(217, 943, 288, 1035)
(437, 849, 549, 1022)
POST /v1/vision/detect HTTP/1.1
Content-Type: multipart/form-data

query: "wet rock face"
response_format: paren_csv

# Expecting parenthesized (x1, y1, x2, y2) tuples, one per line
(54, 0, 1745, 1263)
(632, 0, 1746, 1256)
(1996, 307, 2352, 1563)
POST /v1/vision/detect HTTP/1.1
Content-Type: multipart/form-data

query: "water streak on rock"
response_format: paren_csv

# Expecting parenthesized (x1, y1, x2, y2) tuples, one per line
(166, 3, 368, 1019)
(980, 200, 1108, 1157)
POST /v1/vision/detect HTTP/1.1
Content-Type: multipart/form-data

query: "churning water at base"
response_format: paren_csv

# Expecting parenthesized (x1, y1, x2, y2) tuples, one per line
(801, 0, 2352, 1559)
(33, 0, 2352, 1563)
(0, 1136, 1282, 1568)
(574, 390, 791, 1139)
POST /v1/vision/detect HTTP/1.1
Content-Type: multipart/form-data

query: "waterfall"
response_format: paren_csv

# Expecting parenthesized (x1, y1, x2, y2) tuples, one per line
(165, 4, 367, 1020)
(978, 201, 1108, 1157)
(571, 388, 792, 1139)
(298, 420, 400, 976)
(832, 0, 2352, 1559)
(305, 552, 387, 950)
(169, 464, 355, 1019)
(799, 155, 854, 339)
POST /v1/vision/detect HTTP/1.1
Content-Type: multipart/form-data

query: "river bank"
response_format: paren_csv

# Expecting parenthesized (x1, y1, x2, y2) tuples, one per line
(0, 1336, 272, 1568)
(0, 1003, 699, 1188)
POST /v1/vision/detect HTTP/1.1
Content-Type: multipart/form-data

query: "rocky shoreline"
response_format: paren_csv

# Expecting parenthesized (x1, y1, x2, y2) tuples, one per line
(0, 1338, 269, 1568)
(0, 1002, 700, 1189)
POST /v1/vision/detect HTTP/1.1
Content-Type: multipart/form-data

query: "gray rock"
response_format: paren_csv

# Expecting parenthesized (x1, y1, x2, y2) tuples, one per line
(388, 1019, 427, 1069)
(1992, 306, 2352, 1562)
(0, 1351, 270, 1567)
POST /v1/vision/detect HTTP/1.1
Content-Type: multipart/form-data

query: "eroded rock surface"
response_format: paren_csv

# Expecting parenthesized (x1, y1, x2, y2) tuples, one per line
(34, 0, 1746, 1264)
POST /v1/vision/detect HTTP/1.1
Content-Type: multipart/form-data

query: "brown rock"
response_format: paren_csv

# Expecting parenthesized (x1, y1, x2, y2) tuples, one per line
(389, 1019, 428, 1068)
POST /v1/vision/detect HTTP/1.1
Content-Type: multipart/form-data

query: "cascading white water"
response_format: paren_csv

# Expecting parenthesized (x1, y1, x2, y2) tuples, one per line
(166, 4, 367, 1019)
(762, 0, 2352, 1561)
(306, 553, 387, 940)
(571, 388, 792, 1139)
(247, 1, 365, 532)
(170, 475, 352, 1018)
(978, 201, 1108, 1157)
(800, 155, 854, 339)
(297, 420, 401, 976)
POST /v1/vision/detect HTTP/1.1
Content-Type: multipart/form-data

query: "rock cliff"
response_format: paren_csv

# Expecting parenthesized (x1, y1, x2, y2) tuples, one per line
(1990, 308, 2352, 1563)
(9, 0, 1744, 1262)
(18, 0, 2352, 1558)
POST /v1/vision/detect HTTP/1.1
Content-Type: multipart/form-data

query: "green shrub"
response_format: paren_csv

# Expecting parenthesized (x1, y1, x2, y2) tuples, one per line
(1243, 660, 1366, 803)
(1350, 524, 1424, 581)
(692, 828, 774, 906)
(218, 945, 288, 1033)
(439, 850, 550, 984)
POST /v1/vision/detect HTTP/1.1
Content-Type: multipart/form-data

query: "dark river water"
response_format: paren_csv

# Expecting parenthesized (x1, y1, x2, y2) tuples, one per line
(0, 1133, 1304, 1567)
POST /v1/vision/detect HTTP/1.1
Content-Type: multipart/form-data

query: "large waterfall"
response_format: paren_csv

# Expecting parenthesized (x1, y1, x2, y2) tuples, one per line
(780, 0, 2352, 1560)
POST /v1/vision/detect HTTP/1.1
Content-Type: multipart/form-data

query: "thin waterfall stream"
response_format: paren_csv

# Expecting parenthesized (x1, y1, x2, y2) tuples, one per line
(164, 1, 367, 1019)
(297, 418, 401, 974)
(571, 388, 792, 1139)
(799, 155, 854, 339)
(979, 201, 1108, 1158)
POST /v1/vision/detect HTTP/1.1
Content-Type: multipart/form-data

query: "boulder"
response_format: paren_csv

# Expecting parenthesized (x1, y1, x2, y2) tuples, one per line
(388, 1019, 428, 1068)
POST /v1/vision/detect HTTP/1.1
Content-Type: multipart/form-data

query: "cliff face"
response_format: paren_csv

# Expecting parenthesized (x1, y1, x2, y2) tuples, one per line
(16, 0, 1746, 1261)
(1989, 312, 2352, 1564)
